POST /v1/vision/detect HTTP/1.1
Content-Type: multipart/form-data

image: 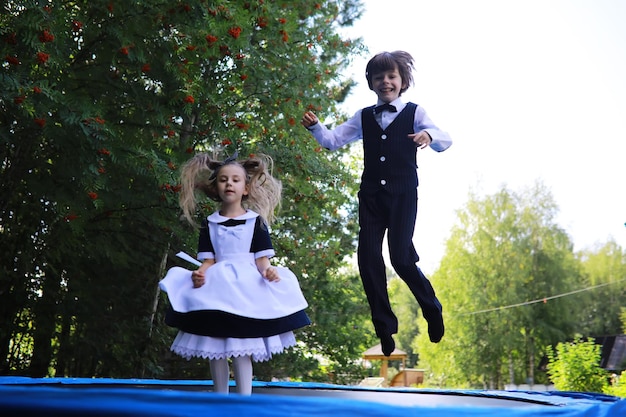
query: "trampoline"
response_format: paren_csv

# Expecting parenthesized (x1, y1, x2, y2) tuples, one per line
(0, 376, 624, 416)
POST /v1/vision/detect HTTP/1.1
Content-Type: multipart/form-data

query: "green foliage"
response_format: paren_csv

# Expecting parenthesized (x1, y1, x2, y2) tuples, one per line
(576, 241, 626, 336)
(604, 371, 626, 398)
(416, 182, 585, 389)
(1, 0, 371, 381)
(546, 336, 608, 393)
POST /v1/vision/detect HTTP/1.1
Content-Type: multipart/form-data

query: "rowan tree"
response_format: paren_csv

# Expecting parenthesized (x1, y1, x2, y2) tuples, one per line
(1, 0, 372, 379)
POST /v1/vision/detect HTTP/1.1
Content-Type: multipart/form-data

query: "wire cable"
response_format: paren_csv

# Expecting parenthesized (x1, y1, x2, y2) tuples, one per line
(458, 278, 626, 316)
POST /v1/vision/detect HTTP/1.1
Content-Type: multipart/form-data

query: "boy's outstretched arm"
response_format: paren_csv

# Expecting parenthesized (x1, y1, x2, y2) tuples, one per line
(301, 109, 363, 151)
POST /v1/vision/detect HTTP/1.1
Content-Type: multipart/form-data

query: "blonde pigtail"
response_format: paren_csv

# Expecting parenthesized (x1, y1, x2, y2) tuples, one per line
(179, 153, 215, 226)
(242, 154, 282, 225)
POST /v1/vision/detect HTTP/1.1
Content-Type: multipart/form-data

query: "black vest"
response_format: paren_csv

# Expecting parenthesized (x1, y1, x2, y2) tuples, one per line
(361, 102, 419, 194)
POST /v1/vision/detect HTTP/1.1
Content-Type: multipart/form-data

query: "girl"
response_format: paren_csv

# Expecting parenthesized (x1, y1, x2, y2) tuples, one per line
(159, 152, 310, 395)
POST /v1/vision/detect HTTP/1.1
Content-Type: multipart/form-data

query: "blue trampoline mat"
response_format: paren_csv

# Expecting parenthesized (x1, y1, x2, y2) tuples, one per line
(0, 376, 624, 416)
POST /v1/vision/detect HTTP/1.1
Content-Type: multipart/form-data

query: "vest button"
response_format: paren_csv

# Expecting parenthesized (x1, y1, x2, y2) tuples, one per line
(380, 156, 386, 162)
(381, 134, 387, 140)
(380, 179, 387, 185)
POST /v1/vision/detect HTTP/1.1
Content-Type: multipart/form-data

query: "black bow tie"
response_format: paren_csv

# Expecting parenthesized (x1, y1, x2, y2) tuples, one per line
(374, 103, 397, 114)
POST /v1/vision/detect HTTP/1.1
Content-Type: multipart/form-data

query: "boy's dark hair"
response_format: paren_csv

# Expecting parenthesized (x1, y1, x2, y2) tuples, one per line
(365, 50, 415, 95)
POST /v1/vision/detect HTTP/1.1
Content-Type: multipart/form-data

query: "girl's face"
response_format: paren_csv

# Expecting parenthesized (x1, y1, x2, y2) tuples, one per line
(215, 164, 248, 205)
(370, 66, 404, 103)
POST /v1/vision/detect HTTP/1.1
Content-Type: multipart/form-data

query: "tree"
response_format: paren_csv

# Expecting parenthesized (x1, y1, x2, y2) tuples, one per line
(416, 183, 583, 388)
(1, 0, 370, 380)
(547, 336, 608, 393)
(577, 240, 626, 336)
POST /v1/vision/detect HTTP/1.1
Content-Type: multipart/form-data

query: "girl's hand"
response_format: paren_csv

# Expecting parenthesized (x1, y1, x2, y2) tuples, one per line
(191, 259, 214, 288)
(191, 269, 206, 288)
(262, 266, 281, 282)
(301, 111, 319, 128)
(408, 131, 432, 149)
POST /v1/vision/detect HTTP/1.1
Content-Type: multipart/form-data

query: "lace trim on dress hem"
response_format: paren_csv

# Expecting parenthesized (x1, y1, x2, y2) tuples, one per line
(171, 340, 296, 363)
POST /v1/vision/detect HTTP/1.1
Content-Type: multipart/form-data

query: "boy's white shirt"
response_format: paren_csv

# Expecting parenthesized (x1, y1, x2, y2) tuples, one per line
(307, 97, 452, 153)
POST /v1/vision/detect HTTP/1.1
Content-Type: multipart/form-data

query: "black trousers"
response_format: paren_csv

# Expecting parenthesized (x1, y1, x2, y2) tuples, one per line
(357, 187, 442, 338)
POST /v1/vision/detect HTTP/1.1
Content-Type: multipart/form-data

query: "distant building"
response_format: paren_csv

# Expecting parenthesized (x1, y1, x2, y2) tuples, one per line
(595, 334, 626, 371)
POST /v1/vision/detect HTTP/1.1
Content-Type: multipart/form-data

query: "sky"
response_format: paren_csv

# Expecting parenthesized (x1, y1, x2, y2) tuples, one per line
(337, 0, 626, 273)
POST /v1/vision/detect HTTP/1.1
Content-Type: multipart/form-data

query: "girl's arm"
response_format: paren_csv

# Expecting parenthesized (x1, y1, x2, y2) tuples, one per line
(191, 258, 215, 288)
(256, 256, 280, 282)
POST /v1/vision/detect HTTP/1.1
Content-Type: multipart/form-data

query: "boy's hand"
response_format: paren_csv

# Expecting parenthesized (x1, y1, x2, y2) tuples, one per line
(301, 111, 319, 128)
(409, 131, 432, 149)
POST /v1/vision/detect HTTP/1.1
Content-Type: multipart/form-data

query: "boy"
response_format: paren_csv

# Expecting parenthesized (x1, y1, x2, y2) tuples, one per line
(301, 51, 452, 355)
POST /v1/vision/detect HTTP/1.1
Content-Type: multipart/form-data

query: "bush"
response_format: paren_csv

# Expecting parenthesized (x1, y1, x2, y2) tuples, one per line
(604, 371, 626, 398)
(546, 336, 608, 393)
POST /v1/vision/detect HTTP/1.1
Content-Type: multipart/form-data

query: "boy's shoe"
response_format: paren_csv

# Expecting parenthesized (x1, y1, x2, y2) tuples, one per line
(380, 334, 395, 356)
(427, 313, 445, 343)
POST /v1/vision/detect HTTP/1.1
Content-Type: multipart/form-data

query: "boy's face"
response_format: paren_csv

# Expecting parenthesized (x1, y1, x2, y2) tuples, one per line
(370, 66, 404, 103)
